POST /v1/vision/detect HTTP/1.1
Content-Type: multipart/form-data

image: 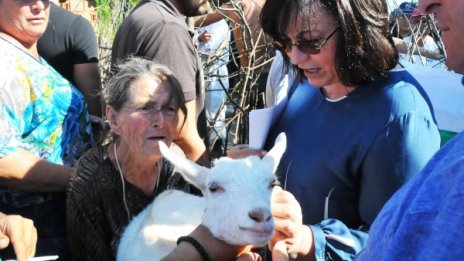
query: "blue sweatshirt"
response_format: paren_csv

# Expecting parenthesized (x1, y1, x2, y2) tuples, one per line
(265, 69, 440, 260)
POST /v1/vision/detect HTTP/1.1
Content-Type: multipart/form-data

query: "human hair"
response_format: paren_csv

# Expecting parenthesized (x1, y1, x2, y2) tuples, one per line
(102, 57, 187, 143)
(260, 0, 398, 87)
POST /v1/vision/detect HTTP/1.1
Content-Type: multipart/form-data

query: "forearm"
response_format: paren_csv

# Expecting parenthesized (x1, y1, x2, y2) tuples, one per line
(73, 63, 103, 117)
(162, 225, 248, 261)
(393, 37, 444, 60)
(175, 100, 208, 165)
(174, 133, 207, 164)
(194, 10, 228, 28)
(0, 149, 72, 192)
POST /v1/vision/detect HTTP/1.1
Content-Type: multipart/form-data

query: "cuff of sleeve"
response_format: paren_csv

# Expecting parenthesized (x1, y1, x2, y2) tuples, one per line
(309, 224, 327, 261)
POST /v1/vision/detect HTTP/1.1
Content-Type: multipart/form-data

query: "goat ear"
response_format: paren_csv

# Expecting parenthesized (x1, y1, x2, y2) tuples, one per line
(159, 141, 208, 190)
(261, 132, 287, 173)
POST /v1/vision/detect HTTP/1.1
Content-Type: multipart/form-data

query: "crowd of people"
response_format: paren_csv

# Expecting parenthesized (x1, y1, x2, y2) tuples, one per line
(0, 0, 463, 260)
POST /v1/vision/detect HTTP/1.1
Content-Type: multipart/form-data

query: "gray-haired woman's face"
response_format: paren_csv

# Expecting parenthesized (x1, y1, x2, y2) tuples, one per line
(107, 78, 179, 158)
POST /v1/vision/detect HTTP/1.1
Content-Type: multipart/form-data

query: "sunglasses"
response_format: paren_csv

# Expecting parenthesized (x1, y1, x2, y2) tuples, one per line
(273, 26, 340, 54)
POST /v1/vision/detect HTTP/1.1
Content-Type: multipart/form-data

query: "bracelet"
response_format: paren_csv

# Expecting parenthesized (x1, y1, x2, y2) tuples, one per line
(177, 236, 212, 261)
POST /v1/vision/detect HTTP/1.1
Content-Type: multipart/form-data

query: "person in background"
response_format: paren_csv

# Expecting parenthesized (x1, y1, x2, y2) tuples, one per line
(394, 9, 444, 65)
(389, 1, 416, 39)
(0, 0, 94, 258)
(111, 0, 210, 165)
(0, 212, 37, 261)
(195, 19, 230, 153)
(67, 57, 198, 260)
(194, 0, 273, 109)
(354, 0, 464, 258)
(38, 1, 102, 118)
(264, 51, 295, 107)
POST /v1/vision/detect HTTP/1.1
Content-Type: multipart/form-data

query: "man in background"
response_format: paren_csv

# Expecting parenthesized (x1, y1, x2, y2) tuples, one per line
(356, 0, 464, 259)
(111, 0, 210, 165)
(38, 1, 102, 118)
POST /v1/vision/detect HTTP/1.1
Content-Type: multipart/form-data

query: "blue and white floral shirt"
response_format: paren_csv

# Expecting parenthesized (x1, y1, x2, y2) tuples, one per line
(0, 37, 94, 207)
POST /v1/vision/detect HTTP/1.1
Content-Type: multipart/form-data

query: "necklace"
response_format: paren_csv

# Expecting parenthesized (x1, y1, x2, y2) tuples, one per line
(113, 142, 161, 222)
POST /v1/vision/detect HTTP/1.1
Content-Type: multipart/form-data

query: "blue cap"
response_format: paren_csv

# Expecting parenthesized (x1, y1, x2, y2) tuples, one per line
(398, 2, 417, 15)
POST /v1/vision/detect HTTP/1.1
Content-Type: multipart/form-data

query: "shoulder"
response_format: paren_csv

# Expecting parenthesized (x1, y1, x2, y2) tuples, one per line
(120, 4, 187, 38)
(368, 70, 434, 114)
(72, 147, 108, 183)
(69, 147, 114, 199)
(69, 15, 94, 34)
(129, 0, 183, 26)
(49, 3, 80, 29)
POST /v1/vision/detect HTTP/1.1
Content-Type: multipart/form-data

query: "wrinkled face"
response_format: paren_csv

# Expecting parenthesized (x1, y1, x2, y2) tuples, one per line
(284, 6, 341, 89)
(109, 78, 179, 158)
(0, 0, 49, 45)
(419, 0, 464, 73)
(176, 0, 209, 17)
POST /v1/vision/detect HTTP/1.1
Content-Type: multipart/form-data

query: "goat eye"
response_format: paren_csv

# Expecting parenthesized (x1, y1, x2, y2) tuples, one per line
(208, 183, 224, 193)
(270, 179, 281, 188)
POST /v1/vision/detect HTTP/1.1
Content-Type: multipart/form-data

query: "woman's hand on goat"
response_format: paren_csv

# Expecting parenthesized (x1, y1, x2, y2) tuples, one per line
(227, 144, 267, 159)
(269, 187, 315, 260)
(0, 213, 37, 261)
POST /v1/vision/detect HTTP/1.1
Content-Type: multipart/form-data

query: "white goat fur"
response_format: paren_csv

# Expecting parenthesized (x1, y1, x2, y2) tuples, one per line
(117, 133, 287, 261)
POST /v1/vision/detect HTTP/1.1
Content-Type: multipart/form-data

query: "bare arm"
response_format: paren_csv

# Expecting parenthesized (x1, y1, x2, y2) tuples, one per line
(393, 37, 444, 60)
(0, 149, 73, 192)
(227, 144, 266, 159)
(195, 9, 230, 28)
(73, 62, 103, 117)
(194, 2, 242, 28)
(174, 99, 208, 165)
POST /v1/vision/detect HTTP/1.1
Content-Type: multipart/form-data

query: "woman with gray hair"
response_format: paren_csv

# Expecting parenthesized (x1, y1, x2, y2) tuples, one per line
(67, 57, 195, 260)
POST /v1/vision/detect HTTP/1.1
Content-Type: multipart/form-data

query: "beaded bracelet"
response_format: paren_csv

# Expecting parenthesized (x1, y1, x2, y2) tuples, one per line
(177, 236, 212, 261)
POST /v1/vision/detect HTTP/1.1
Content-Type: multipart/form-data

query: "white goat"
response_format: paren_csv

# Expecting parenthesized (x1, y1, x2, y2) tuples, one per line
(116, 133, 287, 261)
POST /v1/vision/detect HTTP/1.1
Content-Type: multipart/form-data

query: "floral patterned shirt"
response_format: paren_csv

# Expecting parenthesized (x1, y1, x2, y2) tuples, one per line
(0, 37, 94, 208)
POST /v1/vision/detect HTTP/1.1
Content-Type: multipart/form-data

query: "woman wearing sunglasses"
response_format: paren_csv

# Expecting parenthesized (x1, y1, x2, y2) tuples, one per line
(246, 0, 440, 259)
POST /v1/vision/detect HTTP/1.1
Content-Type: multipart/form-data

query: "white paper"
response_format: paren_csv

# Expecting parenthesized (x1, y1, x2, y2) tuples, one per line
(249, 76, 289, 149)
(5, 255, 59, 261)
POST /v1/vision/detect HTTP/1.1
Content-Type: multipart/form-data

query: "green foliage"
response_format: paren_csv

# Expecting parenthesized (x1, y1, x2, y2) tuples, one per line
(95, 0, 138, 41)
(95, 0, 139, 82)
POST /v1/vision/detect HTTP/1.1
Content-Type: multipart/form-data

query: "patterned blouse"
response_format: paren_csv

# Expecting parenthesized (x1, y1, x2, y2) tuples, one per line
(0, 37, 94, 208)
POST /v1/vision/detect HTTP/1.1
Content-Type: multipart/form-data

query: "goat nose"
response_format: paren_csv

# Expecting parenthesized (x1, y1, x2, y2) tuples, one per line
(248, 208, 272, 223)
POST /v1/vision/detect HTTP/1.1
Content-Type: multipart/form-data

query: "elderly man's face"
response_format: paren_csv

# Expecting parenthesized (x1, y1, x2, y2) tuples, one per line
(419, 0, 464, 73)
